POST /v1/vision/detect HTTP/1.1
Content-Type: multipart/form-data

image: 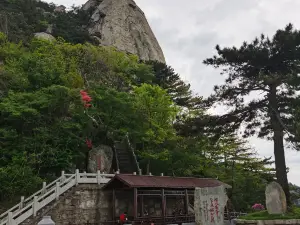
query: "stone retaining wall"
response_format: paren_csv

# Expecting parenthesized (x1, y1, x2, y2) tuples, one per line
(49, 184, 112, 225)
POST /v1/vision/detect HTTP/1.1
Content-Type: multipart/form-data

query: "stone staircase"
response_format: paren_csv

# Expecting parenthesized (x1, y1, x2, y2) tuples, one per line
(0, 171, 114, 225)
(115, 142, 136, 173)
(21, 187, 76, 225)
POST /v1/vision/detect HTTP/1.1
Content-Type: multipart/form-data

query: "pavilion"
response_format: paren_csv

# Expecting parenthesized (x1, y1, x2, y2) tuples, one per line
(102, 174, 230, 225)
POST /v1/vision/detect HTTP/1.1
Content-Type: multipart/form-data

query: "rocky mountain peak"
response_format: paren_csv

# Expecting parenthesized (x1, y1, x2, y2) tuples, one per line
(82, 0, 166, 63)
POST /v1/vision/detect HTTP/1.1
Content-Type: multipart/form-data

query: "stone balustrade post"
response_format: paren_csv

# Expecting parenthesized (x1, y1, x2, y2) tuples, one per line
(97, 170, 101, 185)
(42, 182, 46, 195)
(55, 182, 60, 200)
(75, 169, 79, 186)
(33, 196, 38, 216)
(19, 196, 24, 209)
(60, 171, 65, 183)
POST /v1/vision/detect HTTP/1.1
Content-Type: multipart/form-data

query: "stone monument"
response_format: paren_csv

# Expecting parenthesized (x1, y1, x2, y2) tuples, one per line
(88, 145, 113, 173)
(194, 185, 228, 225)
(265, 181, 287, 214)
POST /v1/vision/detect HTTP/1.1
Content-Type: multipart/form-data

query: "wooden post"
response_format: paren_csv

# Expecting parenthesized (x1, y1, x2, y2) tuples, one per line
(141, 195, 144, 217)
(75, 169, 79, 185)
(19, 196, 24, 209)
(161, 189, 165, 223)
(112, 189, 116, 224)
(97, 170, 101, 185)
(133, 188, 138, 219)
(185, 189, 189, 215)
(33, 196, 38, 216)
(55, 182, 60, 200)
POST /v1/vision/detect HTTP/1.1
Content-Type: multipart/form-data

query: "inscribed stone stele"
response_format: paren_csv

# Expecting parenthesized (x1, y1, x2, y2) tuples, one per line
(88, 145, 113, 173)
(194, 185, 228, 225)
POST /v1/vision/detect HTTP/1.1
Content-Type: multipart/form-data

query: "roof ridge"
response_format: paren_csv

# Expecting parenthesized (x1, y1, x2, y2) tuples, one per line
(118, 174, 218, 180)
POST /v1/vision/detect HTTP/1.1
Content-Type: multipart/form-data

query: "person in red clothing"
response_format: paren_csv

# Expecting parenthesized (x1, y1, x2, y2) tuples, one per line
(119, 212, 127, 225)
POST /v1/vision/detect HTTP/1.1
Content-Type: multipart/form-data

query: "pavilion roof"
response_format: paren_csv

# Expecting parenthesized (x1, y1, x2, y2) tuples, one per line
(102, 174, 231, 190)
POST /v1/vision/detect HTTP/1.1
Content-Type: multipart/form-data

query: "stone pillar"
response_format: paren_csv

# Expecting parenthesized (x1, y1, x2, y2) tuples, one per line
(38, 216, 55, 225)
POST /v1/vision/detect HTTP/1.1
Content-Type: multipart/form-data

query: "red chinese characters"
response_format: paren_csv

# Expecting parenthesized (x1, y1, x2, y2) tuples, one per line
(214, 198, 220, 221)
(210, 198, 215, 223)
(86, 138, 93, 149)
(202, 200, 209, 222)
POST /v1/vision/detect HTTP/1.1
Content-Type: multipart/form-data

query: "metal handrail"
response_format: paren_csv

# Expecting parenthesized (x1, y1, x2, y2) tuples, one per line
(125, 133, 141, 174)
(113, 143, 120, 172)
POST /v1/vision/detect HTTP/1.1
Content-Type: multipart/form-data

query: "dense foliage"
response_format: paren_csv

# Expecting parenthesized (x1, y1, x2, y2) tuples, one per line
(0, 34, 274, 212)
(0, 0, 92, 43)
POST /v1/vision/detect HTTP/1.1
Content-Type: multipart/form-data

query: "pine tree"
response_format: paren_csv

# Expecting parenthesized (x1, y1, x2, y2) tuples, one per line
(203, 23, 300, 206)
(146, 60, 203, 110)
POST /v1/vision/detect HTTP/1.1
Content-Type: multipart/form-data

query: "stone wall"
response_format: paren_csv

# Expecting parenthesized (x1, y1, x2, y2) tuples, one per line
(23, 186, 195, 225)
(49, 184, 112, 225)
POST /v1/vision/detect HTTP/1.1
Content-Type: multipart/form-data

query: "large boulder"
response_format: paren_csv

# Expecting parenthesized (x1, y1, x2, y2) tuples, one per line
(88, 145, 113, 173)
(83, 0, 166, 63)
(34, 32, 56, 41)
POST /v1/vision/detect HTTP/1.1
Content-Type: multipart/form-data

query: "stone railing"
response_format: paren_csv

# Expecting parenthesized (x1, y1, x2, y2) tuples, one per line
(0, 170, 115, 225)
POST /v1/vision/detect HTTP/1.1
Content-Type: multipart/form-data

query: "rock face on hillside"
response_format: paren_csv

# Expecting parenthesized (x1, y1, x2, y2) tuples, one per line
(82, 0, 166, 63)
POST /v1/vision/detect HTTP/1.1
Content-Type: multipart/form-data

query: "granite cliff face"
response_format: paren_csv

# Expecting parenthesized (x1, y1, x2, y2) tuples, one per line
(82, 0, 166, 63)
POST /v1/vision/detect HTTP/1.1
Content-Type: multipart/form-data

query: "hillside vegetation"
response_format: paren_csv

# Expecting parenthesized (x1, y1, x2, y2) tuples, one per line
(2, 0, 300, 213)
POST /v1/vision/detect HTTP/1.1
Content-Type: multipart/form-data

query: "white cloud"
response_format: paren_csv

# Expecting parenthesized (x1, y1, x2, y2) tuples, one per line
(45, 0, 300, 185)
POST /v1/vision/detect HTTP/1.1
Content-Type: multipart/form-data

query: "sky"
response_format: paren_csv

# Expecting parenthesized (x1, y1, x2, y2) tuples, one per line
(46, 0, 300, 185)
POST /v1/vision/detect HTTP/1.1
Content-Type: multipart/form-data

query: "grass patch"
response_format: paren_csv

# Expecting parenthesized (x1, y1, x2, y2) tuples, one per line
(239, 208, 300, 220)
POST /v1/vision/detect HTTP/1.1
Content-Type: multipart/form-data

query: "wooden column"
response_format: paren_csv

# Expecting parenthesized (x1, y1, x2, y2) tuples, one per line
(141, 195, 144, 216)
(134, 188, 138, 219)
(185, 189, 189, 215)
(112, 189, 116, 224)
(161, 189, 166, 223)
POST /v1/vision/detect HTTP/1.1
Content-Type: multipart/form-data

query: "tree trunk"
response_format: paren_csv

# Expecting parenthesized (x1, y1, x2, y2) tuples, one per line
(268, 86, 291, 206)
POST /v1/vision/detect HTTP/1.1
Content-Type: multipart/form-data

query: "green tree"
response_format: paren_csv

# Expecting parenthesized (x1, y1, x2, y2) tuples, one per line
(203, 23, 300, 205)
(146, 60, 203, 110)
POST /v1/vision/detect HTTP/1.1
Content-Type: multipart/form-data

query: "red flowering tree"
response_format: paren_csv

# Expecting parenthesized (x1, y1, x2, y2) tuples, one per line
(80, 90, 93, 150)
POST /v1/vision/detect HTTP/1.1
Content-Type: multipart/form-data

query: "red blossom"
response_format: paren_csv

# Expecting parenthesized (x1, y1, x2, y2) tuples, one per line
(80, 90, 92, 107)
(86, 139, 93, 149)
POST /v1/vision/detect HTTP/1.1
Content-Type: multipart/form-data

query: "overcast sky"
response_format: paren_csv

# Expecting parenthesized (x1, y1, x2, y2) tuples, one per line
(46, 0, 300, 185)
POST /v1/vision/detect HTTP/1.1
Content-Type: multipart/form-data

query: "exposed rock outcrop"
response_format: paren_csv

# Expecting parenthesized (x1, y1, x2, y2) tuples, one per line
(82, 0, 165, 63)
